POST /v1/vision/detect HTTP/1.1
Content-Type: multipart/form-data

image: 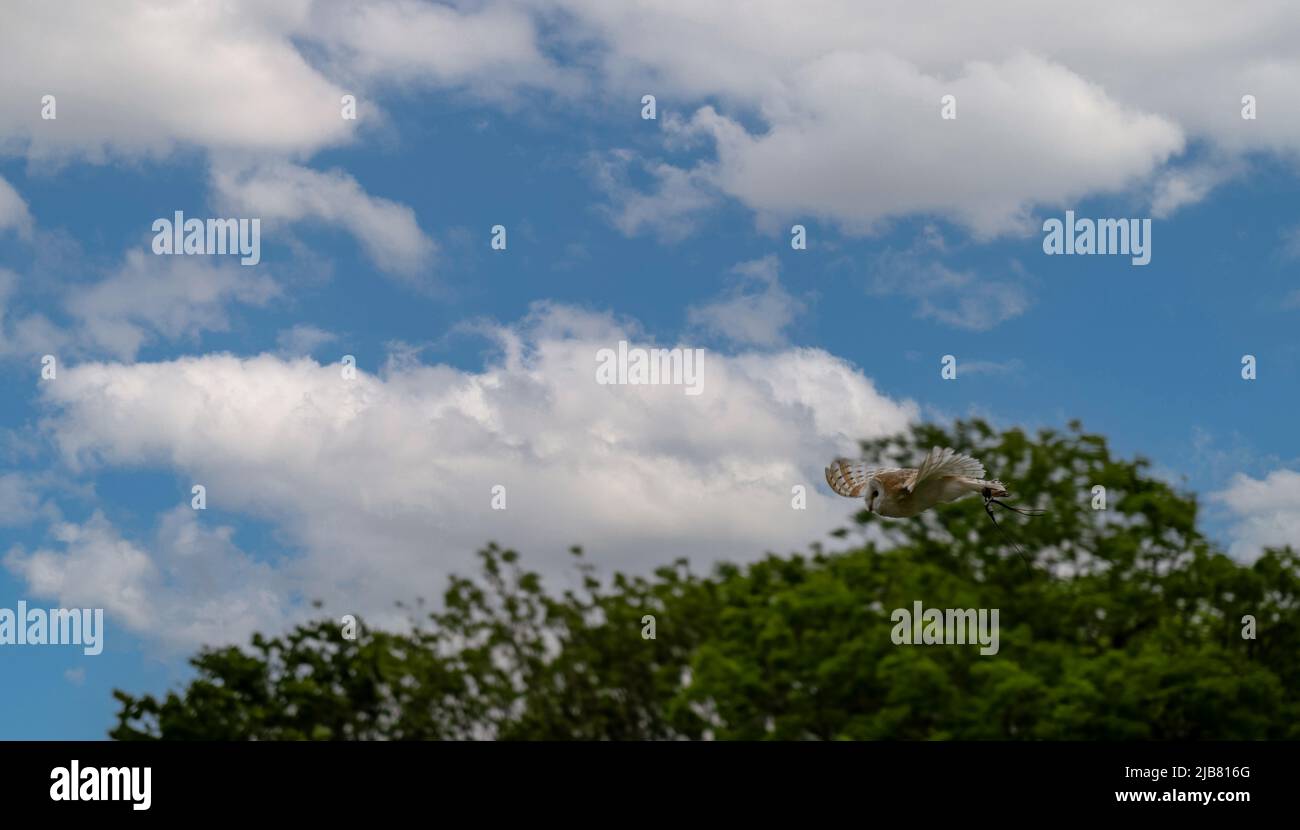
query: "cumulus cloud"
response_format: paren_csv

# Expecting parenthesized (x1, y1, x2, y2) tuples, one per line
(0, 1, 350, 161)
(276, 324, 338, 357)
(5, 508, 288, 653)
(688, 256, 805, 347)
(7, 0, 1297, 249)
(871, 234, 1032, 331)
(590, 150, 720, 242)
(26, 303, 915, 649)
(6, 0, 1300, 236)
(1, 253, 279, 361)
(211, 162, 436, 281)
(1211, 468, 1300, 562)
(64, 251, 280, 360)
(557, 0, 1300, 230)
(306, 0, 576, 97)
(0, 267, 70, 359)
(0, 0, 571, 163)
(678, 54, 1180, 237)
(0, 1, 507, 292)
(0, 176, 32, 237)
(0, 472, 48, 526)
(1150, 158, 1247, 218)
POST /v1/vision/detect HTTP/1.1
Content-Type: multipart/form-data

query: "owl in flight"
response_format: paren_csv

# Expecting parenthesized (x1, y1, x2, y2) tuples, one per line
(825, 446, 1008, 517)
(825, 447, 1043, 557)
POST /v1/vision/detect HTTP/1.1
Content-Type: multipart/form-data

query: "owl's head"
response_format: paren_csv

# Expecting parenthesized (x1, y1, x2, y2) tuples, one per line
(865, 477, 882, 513)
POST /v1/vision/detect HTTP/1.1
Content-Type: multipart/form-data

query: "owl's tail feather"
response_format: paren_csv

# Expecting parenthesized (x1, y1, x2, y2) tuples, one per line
(980, 479, 1009, 498)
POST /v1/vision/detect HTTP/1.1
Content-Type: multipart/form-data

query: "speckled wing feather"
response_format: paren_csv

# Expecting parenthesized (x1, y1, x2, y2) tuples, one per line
(904, 447, 986, 492)
(825, 459, 873, 498)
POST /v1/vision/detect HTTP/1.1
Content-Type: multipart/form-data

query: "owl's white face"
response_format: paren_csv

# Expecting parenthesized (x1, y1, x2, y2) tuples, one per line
(865, 477, 883, 513)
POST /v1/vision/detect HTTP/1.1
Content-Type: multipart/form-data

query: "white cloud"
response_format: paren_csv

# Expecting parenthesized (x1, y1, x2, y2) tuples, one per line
(0, 1, 515, 295)
(307, 0, 575, 97)
(871, 240, 1032, 331)
(2, 250, 276, 362)
(211, 162, 436, 280)
(0, 177, 32, 237)
(590, 150, 719, 242)
(557, 0, 1300, 230)
(1211, 468, 1300, 562)
(688, 256, 805, 347)
(1150, 158, 1246, 218)
(5, 507, 288, 653)
(7, 1, 1300, 236)
(0, 267, 71, 359)
(64, 251, 280, 360)
(0, 1, 568, 164)
(0, 1, 350, 162)
(276, 324, 338, 357)
(0, 473, 47, 526)
(678, 55, 1180, 237)
(28, 303, 915, 649)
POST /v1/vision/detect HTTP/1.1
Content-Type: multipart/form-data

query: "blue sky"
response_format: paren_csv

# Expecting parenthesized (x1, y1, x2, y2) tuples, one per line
(2, 1, 1299, 739)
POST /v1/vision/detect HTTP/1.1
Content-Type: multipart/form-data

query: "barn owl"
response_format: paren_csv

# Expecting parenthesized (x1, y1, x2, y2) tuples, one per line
(825, 446, 1043, 559)
(825, 446, 1005, 517)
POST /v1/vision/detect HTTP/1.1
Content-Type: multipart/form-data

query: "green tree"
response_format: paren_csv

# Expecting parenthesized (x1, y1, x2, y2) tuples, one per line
(111, 420, 1300, 740)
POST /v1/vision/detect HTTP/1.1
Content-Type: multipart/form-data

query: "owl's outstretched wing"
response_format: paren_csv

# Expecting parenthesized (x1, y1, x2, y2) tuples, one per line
(903, 447, 986, 493)
(825, 459, 874, 498)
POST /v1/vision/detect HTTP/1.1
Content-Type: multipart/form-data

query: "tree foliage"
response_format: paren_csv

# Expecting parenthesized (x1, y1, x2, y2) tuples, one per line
(111, 420, 1300, 740)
